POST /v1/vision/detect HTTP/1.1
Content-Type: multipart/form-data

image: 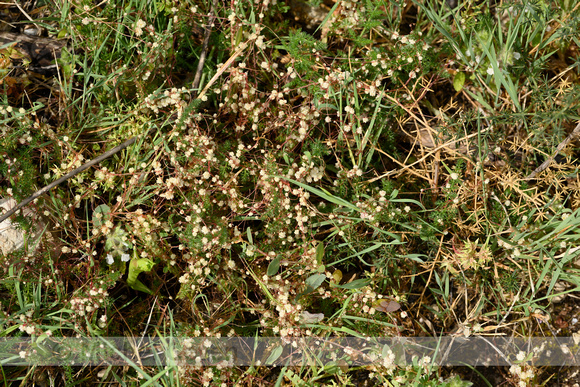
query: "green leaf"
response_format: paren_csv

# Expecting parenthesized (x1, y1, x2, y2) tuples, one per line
(267, 257, 281, 276)
(127, 256, 155, 294)
(316, 242, 325, 265)
(234, 24, 244, 46)
(128, 278, 153, 294)
(332, 278, 370, 289)
(305, 273, 326, 292)
(92, 204, 110, 229)
(57, 28, 68, 39)
(453, 71, 466, 92)
(266, 345, 283, 365)
(1, 324, 21, 337)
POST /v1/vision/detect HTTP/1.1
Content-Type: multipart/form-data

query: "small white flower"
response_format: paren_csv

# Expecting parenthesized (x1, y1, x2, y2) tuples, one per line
(486, 67, 494, 75)
(450, 172, 459, 180)
(513, 52, 521, 60)
(106, 254, 114, 265)
(121, 253, 130, 262)
(135, 19, 146, 36)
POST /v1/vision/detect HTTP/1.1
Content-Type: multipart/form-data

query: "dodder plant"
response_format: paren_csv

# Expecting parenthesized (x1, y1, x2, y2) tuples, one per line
(1, 0, 579, 385)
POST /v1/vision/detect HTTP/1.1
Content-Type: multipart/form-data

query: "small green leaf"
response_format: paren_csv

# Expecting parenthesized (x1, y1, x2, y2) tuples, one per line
(266, 345, 283, 365)
(316, 242, 325, 265)
(57, 28, 68, 39)
(267, 257, 281, 276)
(246, 227, 253, 245)
(295, 273, 327, 302)
(453, 71, 466, 92)
(305, 273, 326, 292)
(234, 25, 244, 46)
(92, 204, 110, 229)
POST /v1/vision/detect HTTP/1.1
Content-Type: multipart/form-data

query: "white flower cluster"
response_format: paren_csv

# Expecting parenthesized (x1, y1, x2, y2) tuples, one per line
(128, 209, 162, 240)
(287, 158, 325, 184)
(134, 19, 147, 37)
(346, 165, 364, 178)
(350, 287, 388, 316)
(226, 143, 246, 169)
(17, 309, 47, 336)
(69, 283, 109, 325)
(143, 87, 188, 115)
(509, 361, 535, 387)
(158, 176, 184, 200)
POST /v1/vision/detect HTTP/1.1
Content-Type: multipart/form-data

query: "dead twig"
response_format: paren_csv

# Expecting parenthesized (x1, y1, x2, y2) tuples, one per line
(525, 121, 580, 181)
(14, 1, 34, 22)
(0, 128, 154, 225)
(192, 0, 218, 98)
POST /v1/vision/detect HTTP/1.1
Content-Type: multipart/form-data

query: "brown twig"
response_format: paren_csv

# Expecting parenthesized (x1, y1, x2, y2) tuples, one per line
(0, 129, 154, 225)
(192, 0, 218, 98)
(524, 121, 580, 181)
